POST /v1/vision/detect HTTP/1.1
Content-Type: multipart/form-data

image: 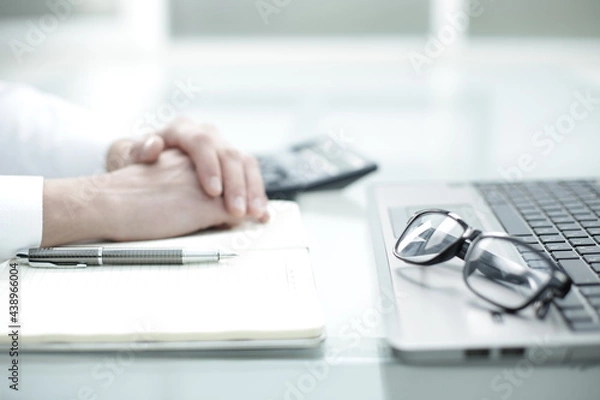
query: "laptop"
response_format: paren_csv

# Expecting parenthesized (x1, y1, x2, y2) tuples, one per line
(368, 179, 600, 363)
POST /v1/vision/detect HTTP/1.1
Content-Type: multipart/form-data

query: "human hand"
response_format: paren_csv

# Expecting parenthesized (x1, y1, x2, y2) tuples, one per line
(107, 117, 269, 222)
(43, 150, 252, 246)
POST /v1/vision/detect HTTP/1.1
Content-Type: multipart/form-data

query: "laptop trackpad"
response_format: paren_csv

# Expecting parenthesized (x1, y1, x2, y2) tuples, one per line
(394, 260, 466, 292)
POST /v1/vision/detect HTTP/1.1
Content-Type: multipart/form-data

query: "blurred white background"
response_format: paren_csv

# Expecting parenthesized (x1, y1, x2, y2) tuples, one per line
(0, 0, 599, 182)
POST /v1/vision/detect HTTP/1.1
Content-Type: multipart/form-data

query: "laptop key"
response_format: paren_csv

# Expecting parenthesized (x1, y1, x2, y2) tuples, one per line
(521, 252, 543, 262)
(588, 228, 600, 235)
(581, 195, 600, 202)
(574, 214, 598, 222)
(562, 309, 593, 322)
(483, 190, 506, 204)
(552, 216, 575, 224)
(530, 221, 553, 228)
(538, 198, 560, 206)
(577, 246, 600, 255)
(570, 238, 595, 246)
(582, 221, 600, 228)
(564, 201, 585, 207)
(546, 210, 568, 217)
(551, 251, 579, 260)
(564, 230, 589, 239)
(570, 322, 600, 332)
(559, 259, 600, 285)
(580, 286, 600, 297)
(583, 255, 600, 264)
(522, 213, 546, 221)
(554, 290, 585, 309)
(518, 244, 544, 252)
(556, 223, 581, 231)
(514, 198, 534, 206)
(546, 243, 572, 251)
(539, 235, 565, 243)
(528, 260, 552, 269)
(566, 206, 588, 214)
(534, 227, 558, 235)
(517, 206, 537, 214)
(518, 236, 538, 244)
(591, 263, 600, 273)
(588, 297, 600, 308)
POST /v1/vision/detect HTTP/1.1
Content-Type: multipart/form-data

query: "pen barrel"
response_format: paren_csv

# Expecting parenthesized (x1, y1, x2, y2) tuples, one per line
(28, 247, 99, 265)
(101, 249, 183, 265)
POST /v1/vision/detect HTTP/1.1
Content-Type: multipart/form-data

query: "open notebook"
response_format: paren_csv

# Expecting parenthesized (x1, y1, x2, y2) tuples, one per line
(0, 201, 325, 350)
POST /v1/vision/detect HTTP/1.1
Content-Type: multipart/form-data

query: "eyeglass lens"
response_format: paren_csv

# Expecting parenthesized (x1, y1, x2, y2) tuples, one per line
(464, 236, 553, 309)
(395, 212, 465, 263)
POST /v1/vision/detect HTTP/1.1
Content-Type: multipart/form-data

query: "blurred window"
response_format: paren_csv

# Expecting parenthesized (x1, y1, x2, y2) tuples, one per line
(469, 0, 600, 37)
(169, 0, 429, 36)
(169, 0, 600, 38)
(0, 0, 117, 18)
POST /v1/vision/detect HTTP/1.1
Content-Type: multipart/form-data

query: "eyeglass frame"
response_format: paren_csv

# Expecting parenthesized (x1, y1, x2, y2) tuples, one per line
(392, 209, 572, 317)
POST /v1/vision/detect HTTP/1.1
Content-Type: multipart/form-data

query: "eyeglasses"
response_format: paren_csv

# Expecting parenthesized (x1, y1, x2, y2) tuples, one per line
(392, 209, 572, 319)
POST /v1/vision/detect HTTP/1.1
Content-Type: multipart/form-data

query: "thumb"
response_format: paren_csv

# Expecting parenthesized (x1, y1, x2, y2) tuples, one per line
(129, 134, 166, 163)
(106, 135, 166, 172)
(106, 139, 136, 171)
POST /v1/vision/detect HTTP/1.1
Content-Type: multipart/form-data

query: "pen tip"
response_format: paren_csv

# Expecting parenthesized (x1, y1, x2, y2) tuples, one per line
(221, 251, 238, 258)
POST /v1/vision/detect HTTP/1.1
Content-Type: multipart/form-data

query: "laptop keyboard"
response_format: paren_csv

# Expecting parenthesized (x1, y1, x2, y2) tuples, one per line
(476, 180, 600, 332)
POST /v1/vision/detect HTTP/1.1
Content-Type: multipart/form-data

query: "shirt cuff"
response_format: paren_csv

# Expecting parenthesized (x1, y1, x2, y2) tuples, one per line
(0, 176, 43, 261)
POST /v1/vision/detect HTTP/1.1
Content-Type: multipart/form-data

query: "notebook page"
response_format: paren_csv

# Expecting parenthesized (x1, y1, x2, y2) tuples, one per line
(0, 201, 324, 344)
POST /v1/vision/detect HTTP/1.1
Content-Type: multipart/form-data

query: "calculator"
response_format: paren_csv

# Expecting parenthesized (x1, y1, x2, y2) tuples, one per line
(257, 135, 378, 199)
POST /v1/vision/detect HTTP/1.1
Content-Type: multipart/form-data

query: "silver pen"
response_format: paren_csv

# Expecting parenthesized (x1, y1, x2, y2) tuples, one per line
(16, 247, 238, 268)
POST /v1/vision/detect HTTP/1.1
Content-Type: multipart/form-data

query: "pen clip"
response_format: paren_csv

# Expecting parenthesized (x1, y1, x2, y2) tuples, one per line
(27, 261, 88, 269)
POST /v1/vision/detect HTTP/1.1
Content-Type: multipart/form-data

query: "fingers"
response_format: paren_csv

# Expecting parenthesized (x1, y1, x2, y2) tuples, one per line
(129, 135, 165, 163)
(194, 146, 223, 197)
(106, 139, 134, 171)
(159, 118, 270, 222)
(243, 155, 270, 221)
(161, 121, 224, 197)
(106, 135, 165, 172)
(219, 151, 270, 221)
(220, 148, 247, 217)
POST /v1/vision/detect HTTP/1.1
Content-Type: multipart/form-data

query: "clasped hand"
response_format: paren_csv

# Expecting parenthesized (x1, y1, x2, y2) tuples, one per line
(107, 117, 269, 221)
(41, 117, 269, 247)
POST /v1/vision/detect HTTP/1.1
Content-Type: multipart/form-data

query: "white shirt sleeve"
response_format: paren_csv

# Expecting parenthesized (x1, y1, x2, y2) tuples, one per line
(0, 176, 43, 261)
(0, 82, 117, 261)
(0, 82, 115, 178)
